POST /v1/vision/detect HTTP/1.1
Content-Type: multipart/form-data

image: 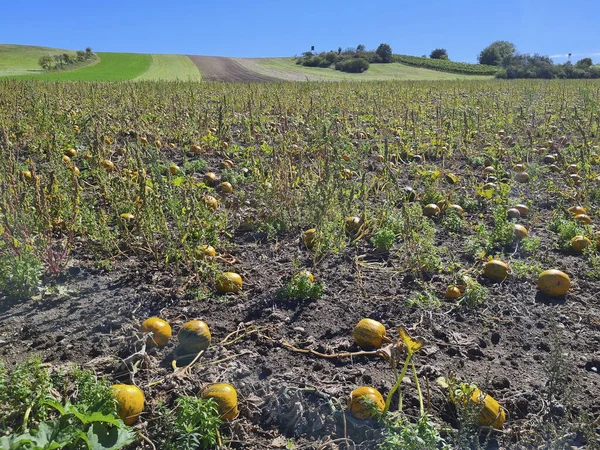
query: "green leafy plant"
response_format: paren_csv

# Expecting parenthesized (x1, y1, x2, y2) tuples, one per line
(275, 272, 324, 301)
(0, 245, 42, 300)
(458, 277, 487, 307)
(1, 400, 135, 450)
(163, 396, 222, 450)
(370, 228, 396, 252)
(381, 413, 449, 450)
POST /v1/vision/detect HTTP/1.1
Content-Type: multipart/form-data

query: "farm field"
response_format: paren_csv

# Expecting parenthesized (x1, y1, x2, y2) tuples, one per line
(136, 54, 202, 81)
(234, 57, 495, 81)
(0, 44, 73, 76)
(1, 79, 600, 449)
(7, 52, 152, 81)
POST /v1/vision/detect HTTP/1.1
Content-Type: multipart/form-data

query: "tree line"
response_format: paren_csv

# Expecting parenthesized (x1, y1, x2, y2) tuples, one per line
(38, 48, 96, 72)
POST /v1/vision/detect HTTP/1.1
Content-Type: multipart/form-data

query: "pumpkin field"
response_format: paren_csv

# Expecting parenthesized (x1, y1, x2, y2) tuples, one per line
(1, 79, 600, 449)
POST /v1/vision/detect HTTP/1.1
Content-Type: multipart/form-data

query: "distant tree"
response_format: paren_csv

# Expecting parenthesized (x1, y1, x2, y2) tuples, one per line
(38, 55, 53, 71)
(356, 44, 366, 53)
(62, 53, 74, 65)
(478, 41, 516, 66)
(336, 57, 370, 73)
(344, 47, 357, 54)
(430, 48, 448, 59)
(576, 57, 593, 69)
(375, 43, 393, 63)
(338, 47, 342, 55)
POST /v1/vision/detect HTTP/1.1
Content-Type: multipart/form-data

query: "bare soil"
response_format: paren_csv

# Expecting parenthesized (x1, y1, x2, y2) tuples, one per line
(187, 56, 279, 82)
(2, 153, 600, 448)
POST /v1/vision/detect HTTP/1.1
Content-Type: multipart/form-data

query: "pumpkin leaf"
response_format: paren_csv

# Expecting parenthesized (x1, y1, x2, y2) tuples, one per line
(398, 328, 423, 355)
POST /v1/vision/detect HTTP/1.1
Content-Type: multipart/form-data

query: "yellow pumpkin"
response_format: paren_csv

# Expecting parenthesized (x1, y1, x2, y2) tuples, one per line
(538, 269, 570, 296)
(470, 388, 506, 429)
(169, 164, 180, 175)
(423, 204, 441, 217)
(514, 172, 529, 183)
(201, 383, 238, 421)
(64, 148, 77, 158)
(568, 206, 586, 216)
(483, 260, 509, 282)
(345, 216, 362, 235)
(353, 318, 389, 350)
(203, 195, 218, 211)
(220, 159, 234, 169)
(216, 272, 243, 294)
(303, 228, 317, 249)
(190, 144, 202, 154)
(447, 204, 464, 216)
(199, 244, 216, 257)
(102, 159, 115, 172)
(574, 213, 591, 225)
(219, 181, 233, 194)
(140, 317, 172, 348)
(204, 172, 218, 186)
(514, 204, 529, 217)
(445, 286, 462, 300)
(571, 236, 592, 253)
(112, 384, 144, 425)
(507, 208, 521, 219)
(513, 224, 528, 239)
(348, 386, 385, 419)
(296, 270, 314, 282)
(178, 320, 211, 353)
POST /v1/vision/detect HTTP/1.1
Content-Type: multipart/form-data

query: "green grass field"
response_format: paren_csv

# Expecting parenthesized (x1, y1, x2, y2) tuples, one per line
(236, 58, 494, 81)
(136, 55, 201, 81)
(0, 44, 72, 76)
(8, 52, 152, 81)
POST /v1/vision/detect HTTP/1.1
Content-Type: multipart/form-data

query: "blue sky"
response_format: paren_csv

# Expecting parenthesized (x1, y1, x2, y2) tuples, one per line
(2, 0, 599, 63)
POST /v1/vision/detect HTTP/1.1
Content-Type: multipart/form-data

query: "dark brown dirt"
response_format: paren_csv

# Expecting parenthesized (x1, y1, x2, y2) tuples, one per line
(2, 149, 600, 448)
(187, 56, 279, 82)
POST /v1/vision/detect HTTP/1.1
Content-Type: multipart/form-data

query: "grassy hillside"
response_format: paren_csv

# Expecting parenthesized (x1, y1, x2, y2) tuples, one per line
(8, 52, 151, 81)
(235, 58, 494, 81)
(0, 44, 72, 76)
(136, 55, 201, 81)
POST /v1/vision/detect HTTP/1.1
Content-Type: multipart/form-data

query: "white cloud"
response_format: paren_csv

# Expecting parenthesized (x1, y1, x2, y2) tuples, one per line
(550, 52, 600, 60)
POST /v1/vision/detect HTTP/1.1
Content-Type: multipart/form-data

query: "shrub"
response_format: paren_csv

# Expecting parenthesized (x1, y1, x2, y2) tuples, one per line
(376, 43, 393, 63)
(430, 48, 448, 60)
(335, 57, 370, 73)
(478, 40, 516, 66)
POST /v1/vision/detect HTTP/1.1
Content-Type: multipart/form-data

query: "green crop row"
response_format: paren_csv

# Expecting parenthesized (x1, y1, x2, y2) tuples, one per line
(394, 54, 499, 75)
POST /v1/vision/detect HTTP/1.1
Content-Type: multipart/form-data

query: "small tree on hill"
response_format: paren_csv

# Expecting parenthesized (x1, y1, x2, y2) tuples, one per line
(376, 43, 393, 63)
(576, 57, 593, 69)
(430, 48, 448, 59)
(356, 44, 366, 53)
(478, 41, 516, 66)
(38, 55, 54, 71)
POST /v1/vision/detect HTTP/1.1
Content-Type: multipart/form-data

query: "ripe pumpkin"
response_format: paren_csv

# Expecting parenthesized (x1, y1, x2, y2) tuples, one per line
(199, 244, 216, 257)
(353, 318, 389, 350)
(514, 172, 529, 183)
(345, 216, 362, 235)
(169, 164, 180, 175)
(204, 172, 218, 186)
(447, 204, 464, 216)
(220, 159, 234, 169)
(203, 195, 218, 211)
(470, 388, 506, 429)
(348, 386, 385, 420)
(65, 148, 77, 158)
(201, 383, 238, 421)
(112, 384, 144, 425)
(219, 181, 233, 194)
(423, 204, 440, 217)
(216, 272, 243, 294)
(514, 204, 529, 217)
(296, 270, 314, 282)
(102, 159, 115, 172)
(571, 235, 592, 253)
(506, 208, 521, 220)
(543, 154, 556, 164)
(538, 269, 570, 297)
(483, 260, 509, 282)
(140, 317, 172, 348)
(190, 144, 202, 154)
(574, 213, 591, 225)
(303, 228, 317, 249)
(513, 224, 528, 239)
(178, 320, 211, 353)
(568, 206, 586, 216)
(445, 285, 461, 300)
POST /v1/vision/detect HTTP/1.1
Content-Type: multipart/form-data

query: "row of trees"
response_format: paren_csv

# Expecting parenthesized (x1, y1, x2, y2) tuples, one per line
(478, 41, 599, 79)
(296, 44, 392, 73)
(38, 48, 95, 72)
